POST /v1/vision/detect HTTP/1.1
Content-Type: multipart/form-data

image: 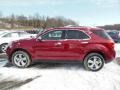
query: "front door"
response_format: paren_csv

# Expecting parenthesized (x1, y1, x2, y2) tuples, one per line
(34, 30, 65, 60)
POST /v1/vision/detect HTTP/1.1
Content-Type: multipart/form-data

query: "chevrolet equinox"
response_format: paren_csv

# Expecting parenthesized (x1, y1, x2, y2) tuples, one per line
(6, 26, 115, 71)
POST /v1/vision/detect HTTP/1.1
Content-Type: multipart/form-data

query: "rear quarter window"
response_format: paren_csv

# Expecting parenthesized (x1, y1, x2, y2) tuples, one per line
(92, 30, 112, 40)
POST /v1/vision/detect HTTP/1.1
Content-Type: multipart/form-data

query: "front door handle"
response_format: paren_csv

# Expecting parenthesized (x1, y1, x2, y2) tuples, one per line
(55, 42, 62, 47)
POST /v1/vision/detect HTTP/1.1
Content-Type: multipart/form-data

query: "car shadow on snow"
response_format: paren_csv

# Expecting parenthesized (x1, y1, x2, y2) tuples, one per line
(30, 61, 85, 70)
(3, 62, 13, 67)
(2, 60, 85, 70)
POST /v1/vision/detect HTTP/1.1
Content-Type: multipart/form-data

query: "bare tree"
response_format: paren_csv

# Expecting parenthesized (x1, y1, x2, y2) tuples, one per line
(10, 14, 15, 29)
(0, 11, 2, 18)
(0, 13, 79, 29)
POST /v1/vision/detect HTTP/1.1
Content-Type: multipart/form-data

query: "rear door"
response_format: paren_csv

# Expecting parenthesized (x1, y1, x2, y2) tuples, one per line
(63, 30, 90, 60)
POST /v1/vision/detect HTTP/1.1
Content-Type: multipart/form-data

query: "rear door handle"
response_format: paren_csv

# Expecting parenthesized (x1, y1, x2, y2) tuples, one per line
(81, 42, 88, 44)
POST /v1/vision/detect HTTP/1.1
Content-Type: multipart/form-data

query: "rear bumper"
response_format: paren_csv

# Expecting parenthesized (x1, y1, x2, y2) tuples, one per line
(105, 59, 115, 63)
(105, 49, 116, 63)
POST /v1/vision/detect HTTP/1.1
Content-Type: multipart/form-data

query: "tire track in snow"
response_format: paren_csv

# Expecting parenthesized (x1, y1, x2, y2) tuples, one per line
(0, 76, 41, 90)
(0, 59, 8, 67)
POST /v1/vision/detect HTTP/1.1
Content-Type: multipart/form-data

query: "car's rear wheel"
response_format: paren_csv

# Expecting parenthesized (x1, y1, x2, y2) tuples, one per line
(84, 53, 104, 71)
(11, 51, 31, 68)
(0, 43, 8, 53)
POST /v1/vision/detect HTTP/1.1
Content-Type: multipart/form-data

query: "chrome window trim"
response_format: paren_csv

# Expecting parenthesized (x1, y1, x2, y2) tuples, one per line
(37, 29, 91, 41)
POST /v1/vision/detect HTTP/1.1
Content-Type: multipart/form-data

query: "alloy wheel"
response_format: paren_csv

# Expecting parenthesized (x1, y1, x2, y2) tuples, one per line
(87, 56, 103, 71)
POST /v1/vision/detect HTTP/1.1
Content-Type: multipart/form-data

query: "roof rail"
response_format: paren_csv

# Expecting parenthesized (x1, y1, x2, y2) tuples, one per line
(64, 25, 79, 27)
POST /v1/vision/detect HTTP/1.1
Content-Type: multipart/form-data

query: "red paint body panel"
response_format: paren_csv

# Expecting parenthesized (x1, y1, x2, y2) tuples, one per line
(6, 27, 115, 63)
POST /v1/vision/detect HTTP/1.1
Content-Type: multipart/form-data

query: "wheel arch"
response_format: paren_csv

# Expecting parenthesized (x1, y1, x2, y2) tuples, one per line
(84, 50, 106, 61)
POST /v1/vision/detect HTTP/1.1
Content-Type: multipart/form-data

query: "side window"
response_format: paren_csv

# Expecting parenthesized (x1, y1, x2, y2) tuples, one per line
(41, 30, 63, 40)
(19, 32, 28, 37)
(3, 33, 11, 37)
(79, 31, 90, 39)
(65, 30, 80, 39)
(65, 30, 89, 39)
(11, 33, 19, 37)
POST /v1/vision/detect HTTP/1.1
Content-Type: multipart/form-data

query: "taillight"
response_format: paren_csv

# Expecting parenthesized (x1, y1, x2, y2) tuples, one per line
(118, 33, 120, 38)
(108, 40, 114, 49)
(111, 43, 114, 49)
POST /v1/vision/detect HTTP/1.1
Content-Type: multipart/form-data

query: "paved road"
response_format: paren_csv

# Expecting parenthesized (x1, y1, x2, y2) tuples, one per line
(0, 53, 7, 59)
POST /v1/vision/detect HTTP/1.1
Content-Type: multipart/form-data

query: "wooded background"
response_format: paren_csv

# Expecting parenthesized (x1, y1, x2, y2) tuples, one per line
(0, 12, 119, 30)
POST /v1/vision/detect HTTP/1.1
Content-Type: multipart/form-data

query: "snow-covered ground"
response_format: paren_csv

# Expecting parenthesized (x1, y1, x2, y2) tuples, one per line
(115, 43, 120, 57)
(0, 43, 119, 90)
(0, 62, 120, 90)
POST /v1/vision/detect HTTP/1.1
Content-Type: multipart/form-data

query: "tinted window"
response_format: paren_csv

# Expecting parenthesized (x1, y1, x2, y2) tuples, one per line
(65, 30, 89, 39)
(92, 30, 111, 40)
(41, 30, 63, 40)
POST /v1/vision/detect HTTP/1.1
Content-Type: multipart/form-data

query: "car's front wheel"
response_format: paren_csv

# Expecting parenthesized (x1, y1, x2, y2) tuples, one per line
(84, 53, 104, 71)
(11, 51, 31, 68)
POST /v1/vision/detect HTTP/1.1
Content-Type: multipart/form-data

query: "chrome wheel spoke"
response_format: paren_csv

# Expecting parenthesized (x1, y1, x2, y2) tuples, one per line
(14, 53, 28, 67)
(96, 60, 102, 65)
(88, 59, 94, 64)
(18, 54, 23, 59)
(88, 63, 94, 69)
(18, 61, 22, 66)
(94, 63, 99, 69)
(20, 60, 26, 66)
(87, 56, 103, 70)
(22, 57, 27, 60)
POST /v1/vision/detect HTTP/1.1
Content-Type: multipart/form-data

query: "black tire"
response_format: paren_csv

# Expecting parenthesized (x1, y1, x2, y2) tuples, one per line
(11, 51, 31, 68)
(0, 43, 8, 53)
(84, 53, 104, 71)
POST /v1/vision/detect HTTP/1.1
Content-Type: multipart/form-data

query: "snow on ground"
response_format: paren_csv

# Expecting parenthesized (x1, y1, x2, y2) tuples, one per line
(0, 43, 119, 90)
(115, 43, 120, 57)
(0, 59, 7, 67)
(0, 62, 120, 90)
(18, 62, 120, 90)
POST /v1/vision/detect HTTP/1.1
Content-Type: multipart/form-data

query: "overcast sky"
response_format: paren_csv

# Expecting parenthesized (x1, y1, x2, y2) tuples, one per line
(0, 0, 120, 26)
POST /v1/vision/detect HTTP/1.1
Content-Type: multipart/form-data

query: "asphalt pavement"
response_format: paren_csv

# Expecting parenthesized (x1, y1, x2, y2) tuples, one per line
(0, 53, 7, 59)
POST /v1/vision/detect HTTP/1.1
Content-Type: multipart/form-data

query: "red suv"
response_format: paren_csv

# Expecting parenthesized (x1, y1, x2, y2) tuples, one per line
(6, 26, 115, 71)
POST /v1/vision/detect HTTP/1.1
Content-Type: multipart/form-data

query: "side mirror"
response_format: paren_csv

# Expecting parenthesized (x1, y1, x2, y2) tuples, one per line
(37, 36, 42, 41)
(30, 36, 34, 38)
